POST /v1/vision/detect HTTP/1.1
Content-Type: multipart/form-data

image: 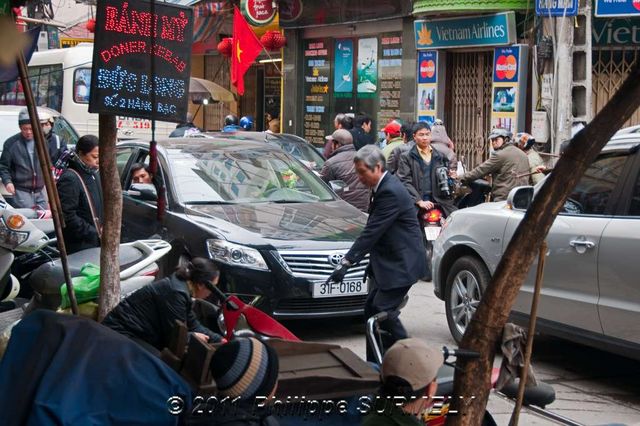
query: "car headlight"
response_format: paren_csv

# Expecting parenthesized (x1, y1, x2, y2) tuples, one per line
(206, 240, 269, 271)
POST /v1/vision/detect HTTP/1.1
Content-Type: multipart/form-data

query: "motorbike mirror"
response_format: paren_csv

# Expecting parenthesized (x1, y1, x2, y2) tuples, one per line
(507, 186, 534, 210)
(126, 183, 157, 202)
(329, 180, 348, 193)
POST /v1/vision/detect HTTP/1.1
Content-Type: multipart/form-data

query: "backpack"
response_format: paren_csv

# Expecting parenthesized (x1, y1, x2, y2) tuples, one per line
(52, 149, 73, 182)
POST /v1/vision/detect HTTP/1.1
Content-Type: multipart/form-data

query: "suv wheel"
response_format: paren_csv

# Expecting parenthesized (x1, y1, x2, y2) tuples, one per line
(444, 256, 490, 343)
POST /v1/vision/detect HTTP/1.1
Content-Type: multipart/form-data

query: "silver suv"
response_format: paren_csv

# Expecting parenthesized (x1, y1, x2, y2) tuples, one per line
(432, 129, 640, 359)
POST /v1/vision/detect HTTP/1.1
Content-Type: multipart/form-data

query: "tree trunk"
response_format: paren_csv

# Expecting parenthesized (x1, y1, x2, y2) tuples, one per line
(446, 61, 640, 426)
(97, 114, 122, 321)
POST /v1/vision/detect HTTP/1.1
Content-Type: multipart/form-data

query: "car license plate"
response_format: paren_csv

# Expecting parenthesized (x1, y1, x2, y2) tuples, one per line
(424, 226, 441, 241)
(312, 279, 368, 298)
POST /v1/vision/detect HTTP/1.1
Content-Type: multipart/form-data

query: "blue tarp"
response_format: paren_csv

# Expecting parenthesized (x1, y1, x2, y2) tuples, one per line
(0, 310, 192, 425)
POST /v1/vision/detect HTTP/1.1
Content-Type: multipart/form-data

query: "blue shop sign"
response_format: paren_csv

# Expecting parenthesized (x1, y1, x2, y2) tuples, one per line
(535, 0, 578, 17)
(596, 0, 640, 17)
(415, 12, 516, 50)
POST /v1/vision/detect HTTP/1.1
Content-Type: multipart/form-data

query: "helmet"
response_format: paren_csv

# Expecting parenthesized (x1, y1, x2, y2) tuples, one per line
(18, 108, 30, 125)
(488, 128, 512, 142)
(515, 132, 536, 151)
(38, 110, 53, 124)
(239, 116, 253, 130)
(224, 114, 239, 126)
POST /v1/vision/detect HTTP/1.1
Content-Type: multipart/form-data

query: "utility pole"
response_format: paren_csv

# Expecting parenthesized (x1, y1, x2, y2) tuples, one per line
(553, 16, 574, 153)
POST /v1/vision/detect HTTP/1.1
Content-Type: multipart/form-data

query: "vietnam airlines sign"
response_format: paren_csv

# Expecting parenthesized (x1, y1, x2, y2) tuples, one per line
(414, 12, 516, 49)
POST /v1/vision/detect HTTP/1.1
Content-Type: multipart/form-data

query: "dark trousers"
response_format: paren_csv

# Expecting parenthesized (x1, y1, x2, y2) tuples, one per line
(364, 278, 411, 362)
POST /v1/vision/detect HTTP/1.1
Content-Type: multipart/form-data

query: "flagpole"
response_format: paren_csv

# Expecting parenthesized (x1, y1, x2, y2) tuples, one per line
(260, 46, 282, 76)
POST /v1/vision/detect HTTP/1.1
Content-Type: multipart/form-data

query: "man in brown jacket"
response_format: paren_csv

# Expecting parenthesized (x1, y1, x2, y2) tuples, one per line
(452, 128, 529, 202)
(320, 129, 370, 211)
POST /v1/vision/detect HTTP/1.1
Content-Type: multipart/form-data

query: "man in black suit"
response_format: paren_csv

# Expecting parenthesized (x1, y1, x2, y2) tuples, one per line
(330, 145, 428, 361)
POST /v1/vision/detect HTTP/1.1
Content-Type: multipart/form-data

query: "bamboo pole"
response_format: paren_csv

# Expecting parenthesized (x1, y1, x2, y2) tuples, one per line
(16, 51, 79, 315)
(509, 241, 547, 426)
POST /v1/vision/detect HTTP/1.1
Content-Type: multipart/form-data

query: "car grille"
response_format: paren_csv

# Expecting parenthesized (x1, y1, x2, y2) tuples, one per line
(275, 295, 367, 316)
(277, 249, 369, 281)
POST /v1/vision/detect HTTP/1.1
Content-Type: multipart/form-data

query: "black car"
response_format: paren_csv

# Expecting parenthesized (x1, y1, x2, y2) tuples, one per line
(117, 137, 369, 319)
(188, 131, 326, 173)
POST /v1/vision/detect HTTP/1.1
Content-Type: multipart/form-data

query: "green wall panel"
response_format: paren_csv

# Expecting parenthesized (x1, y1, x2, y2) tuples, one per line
(414, 0, 531, 14)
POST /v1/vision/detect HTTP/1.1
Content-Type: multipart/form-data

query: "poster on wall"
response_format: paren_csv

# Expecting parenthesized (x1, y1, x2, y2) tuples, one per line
(416, 50, 437, 124)
(89, 0, 193, 123)
(490, 45, 528, 134)
(303, 39, 331, 147)
(334, 39, 353, 93)
(377, 33, 402, 129)
(357, 37, 378, 94)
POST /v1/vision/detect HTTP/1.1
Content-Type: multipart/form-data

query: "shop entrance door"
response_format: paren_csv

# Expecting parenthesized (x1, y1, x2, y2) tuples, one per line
(445, 51, 493, 169)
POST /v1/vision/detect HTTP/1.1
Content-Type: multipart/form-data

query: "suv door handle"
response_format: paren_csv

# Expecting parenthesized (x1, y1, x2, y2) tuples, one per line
(569, 239, 596, 249)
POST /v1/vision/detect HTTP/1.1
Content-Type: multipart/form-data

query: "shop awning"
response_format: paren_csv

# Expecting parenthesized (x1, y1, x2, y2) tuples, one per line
(413, 0, 531, 14)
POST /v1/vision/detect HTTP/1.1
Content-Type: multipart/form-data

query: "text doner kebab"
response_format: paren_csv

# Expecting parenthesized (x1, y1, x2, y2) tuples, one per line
(99, 2, 189, 73)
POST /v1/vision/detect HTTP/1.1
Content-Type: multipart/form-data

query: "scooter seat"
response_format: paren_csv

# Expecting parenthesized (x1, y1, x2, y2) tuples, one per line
(26, 245, 145, 310)
(499, 379, 556, 408)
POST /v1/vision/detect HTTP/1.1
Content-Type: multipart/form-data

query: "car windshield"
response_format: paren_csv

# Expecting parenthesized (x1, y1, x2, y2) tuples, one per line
(169, 147, 335, 204)
(267, 135, 325, 171)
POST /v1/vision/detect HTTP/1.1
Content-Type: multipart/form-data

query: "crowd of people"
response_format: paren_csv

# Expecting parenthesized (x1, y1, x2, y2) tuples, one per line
(0, 106, 549, 425)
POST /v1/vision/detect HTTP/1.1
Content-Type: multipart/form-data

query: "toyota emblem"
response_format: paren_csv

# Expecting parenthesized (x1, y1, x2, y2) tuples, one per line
(328, 253, 344, 266)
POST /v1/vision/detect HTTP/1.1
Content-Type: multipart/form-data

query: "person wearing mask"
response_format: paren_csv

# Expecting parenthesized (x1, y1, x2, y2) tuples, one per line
(169, 112, 200, 137)
(387, 121, 415, 174)
(324, 113, 352, 158)
(0, 108, 49, 209)
(102, 257, 224, 356)
(40, 111, 68, 164)
(320, 129, 370, 212)
(396, 122, 457, 218)
(380, 120, 403, 160)
(56, 135, 102, 254)
(351, 113, 375, 150)
(130, 162, 153, 185)
(430, 120, 457, 165)
(329, 146, 427, 362)
(362, 338, 444, 426)
(515, 132, 545, 185)
(451, 128, 529, 202)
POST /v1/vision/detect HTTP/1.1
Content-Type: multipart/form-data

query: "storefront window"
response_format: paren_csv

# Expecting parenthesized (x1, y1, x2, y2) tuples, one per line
(301, 32, 403, 147)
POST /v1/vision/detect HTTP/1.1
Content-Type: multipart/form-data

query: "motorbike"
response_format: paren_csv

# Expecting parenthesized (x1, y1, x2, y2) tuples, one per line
(0, 206, 171, 331)
(366, 311, 564, 425)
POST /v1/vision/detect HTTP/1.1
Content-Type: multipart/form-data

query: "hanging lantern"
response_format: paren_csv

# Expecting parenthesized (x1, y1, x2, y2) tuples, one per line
(217, 37, 233, 57)
(86, 18, 96, 33)
(260, 30, 286, 51)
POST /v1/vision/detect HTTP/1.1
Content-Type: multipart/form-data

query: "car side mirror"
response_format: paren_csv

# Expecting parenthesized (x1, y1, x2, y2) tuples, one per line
(507, 186, 534, 210)
(329, 180, 348, 194)
(126, 183, 157, 202)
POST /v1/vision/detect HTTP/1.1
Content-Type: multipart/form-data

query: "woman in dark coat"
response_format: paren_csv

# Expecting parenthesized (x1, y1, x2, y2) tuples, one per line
(56, 135, 103, 254)
(102, 257, 224, 355)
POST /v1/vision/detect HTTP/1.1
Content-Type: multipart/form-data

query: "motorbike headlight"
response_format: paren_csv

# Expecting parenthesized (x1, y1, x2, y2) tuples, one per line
(207, 240, 269, 271)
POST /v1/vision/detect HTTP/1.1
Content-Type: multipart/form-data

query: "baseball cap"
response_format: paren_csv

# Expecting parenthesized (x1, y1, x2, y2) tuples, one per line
(325, 128, 353, 145)
(381, 338, 443, 391)
(381, 121, 401, 137)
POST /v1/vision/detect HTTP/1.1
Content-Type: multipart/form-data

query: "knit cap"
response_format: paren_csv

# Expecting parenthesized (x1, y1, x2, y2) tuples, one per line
(210, 337, 279, 400)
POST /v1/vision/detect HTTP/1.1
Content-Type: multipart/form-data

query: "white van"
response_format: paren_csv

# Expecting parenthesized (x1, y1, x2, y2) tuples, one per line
(0, 43, 176, 140)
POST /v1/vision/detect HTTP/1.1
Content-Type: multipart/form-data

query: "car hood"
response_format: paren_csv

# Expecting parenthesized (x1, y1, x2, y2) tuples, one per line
(184, 201, 367, 248)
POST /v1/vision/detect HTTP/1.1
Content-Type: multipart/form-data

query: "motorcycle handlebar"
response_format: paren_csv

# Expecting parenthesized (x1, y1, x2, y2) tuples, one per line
(442, 346, 480, 360)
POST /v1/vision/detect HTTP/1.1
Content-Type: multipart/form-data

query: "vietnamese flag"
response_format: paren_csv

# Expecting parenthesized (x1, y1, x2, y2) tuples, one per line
(231, 6, 263, 95)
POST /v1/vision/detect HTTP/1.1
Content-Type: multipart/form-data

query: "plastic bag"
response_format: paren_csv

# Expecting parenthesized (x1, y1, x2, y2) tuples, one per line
(59, 263, 100, 309)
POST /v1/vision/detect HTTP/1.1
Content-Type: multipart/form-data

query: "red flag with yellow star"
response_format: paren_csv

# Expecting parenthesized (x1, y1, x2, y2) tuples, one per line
(231, 6, 263, 95)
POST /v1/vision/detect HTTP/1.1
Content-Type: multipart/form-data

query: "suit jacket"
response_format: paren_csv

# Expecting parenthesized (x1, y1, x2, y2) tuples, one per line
(345, 173, 428, 289)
